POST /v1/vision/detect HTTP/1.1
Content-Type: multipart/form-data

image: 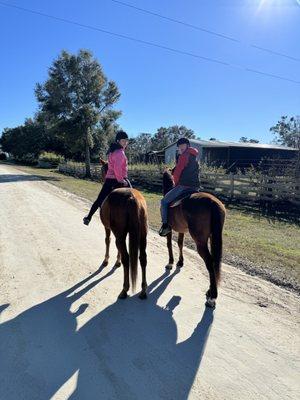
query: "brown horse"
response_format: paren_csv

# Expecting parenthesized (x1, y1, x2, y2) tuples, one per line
(99, 160, 148, 300)
(163, 170, 226, 308)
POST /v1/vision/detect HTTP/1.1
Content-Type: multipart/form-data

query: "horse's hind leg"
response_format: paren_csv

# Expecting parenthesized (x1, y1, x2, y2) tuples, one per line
(196, 242, 218, 308)
(115, 251, 121, 268)
(165, 231, 174, 270)
(102, 228, 111, 267)
(115, 235, 130, 299)
(103, 228, 120, 268)
(176, 233, 184, 268)
(139, 227, 148, 300)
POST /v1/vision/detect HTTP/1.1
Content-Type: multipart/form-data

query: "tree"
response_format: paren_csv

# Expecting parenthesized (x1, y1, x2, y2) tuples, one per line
(35, 49, 121, 177)
(239, 137, 259, 144)
(150, 125, 196, 151)
(91, 110, 121, 160)
(127, 133, 153, 162)
(0, 119, 45, 159)
(249, 139, 259, 143)
(270, 116, 300, 149)
(33, 111, 67, 157)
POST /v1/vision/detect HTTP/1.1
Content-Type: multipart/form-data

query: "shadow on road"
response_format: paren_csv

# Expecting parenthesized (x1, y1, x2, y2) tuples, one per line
(0, 304, 9, 314)
(0, 174, 60, 183)
(0, 267, 214, 400)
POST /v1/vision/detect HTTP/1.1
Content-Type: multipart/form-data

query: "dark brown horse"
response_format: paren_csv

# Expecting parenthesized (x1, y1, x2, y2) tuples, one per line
(163, 170, 226, 308)
(99, 160, 148, 300)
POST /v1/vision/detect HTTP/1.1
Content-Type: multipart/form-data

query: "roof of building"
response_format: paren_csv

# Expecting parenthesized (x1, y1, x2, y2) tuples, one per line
(164, 139, 297, 151)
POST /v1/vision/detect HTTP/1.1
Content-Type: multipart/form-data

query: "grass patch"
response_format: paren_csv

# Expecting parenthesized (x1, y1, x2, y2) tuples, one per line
(7, 163, 300, 293)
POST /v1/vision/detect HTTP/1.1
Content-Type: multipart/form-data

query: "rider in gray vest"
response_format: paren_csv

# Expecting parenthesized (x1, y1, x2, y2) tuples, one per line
(159, 138, 200, 236)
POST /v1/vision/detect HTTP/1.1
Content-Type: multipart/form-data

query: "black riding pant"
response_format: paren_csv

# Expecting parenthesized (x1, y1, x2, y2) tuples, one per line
(86, 178, 131, 220)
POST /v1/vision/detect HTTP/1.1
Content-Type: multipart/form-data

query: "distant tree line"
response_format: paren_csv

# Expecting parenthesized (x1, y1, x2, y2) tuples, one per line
(239, 137, 259, 144)
(127, 126, 198, 162)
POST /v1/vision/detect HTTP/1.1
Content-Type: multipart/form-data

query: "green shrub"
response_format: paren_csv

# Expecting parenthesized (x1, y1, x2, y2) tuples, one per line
(14, 154, 38, 165)
(38, 152, 64, 167)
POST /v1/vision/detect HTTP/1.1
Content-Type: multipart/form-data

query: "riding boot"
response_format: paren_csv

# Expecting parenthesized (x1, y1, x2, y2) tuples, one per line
(159, 223, 172, 237)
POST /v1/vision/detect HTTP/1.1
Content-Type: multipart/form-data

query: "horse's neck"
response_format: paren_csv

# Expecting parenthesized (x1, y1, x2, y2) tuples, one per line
(163, 173, 174, 195)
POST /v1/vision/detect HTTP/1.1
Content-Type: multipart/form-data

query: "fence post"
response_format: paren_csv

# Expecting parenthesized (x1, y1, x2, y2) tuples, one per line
(230, 173, 234, 200)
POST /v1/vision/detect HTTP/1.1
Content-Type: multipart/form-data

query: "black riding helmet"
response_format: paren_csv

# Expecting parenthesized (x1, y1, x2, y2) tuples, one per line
(115, 130, 129, 142)
(177, 137, 190, 147)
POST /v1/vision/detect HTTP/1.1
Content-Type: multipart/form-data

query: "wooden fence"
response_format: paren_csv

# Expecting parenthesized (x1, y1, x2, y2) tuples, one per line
(199, 172, 300, 205)
(58, 162, 300, 206)
(58, 162, 103, 180)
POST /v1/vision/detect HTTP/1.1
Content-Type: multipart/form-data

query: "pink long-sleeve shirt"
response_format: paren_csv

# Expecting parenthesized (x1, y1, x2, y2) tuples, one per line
(105, 148, 128, 182)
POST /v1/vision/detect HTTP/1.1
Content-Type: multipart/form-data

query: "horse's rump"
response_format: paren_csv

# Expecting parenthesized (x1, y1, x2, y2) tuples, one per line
(183, 193, 225, 282)
(100, 188, 148, 291)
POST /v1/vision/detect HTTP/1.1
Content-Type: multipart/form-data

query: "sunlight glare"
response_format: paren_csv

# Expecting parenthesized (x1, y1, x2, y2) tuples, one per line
(258, 0, 300, 9)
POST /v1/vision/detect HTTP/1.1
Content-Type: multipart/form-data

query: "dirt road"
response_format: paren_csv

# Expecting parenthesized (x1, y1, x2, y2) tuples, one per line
(0, 163, 299, 400)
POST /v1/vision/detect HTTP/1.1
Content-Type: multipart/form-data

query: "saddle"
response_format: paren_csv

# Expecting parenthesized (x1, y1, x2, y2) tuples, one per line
(170, 188, 202, 208)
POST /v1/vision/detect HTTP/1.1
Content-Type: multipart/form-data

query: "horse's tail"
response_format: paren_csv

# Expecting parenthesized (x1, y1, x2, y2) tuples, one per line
(210, 201, 225, 284)
(127, 197, 140, 291)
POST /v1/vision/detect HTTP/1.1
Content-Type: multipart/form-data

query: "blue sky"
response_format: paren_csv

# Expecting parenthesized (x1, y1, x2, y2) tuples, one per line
(0, 0, 299, 143)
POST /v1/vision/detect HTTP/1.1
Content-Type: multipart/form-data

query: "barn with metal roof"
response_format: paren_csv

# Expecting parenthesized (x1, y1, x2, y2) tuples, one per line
(164, 139, 298, 170)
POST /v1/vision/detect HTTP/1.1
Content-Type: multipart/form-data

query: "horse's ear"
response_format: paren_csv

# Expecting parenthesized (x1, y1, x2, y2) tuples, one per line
(99, 158, 107, 166)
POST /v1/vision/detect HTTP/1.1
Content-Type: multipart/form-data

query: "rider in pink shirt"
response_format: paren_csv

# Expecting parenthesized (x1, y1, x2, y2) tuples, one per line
(106, 147, 128, 182)
(83, 131, 130, 225)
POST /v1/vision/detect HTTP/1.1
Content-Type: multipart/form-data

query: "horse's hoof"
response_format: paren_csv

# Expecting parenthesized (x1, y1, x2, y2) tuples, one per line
(206, 290, 211, 299)
(205, 298, 216, 309)
(139, 292, 147, 300)
(118, 290, 128, 299)
(114, 261, 121, 268)
(176, 261, 184, 268)
(101, 260, 109, 268)
(165, 263, 173, 270)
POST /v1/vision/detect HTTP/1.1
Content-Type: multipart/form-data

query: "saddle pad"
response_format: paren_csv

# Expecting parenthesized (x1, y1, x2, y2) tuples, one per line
(170, 189, 200, 208)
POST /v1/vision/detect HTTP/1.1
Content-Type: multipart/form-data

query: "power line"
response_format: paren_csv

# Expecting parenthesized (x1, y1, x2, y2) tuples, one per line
(0, 1, 299, 85)
(110, 0, 300, 63)
(250, 44, 300, 61)
(245, 67, 299, 83)
(111, 0, 239, 43)
(0, 1, 228, 66)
